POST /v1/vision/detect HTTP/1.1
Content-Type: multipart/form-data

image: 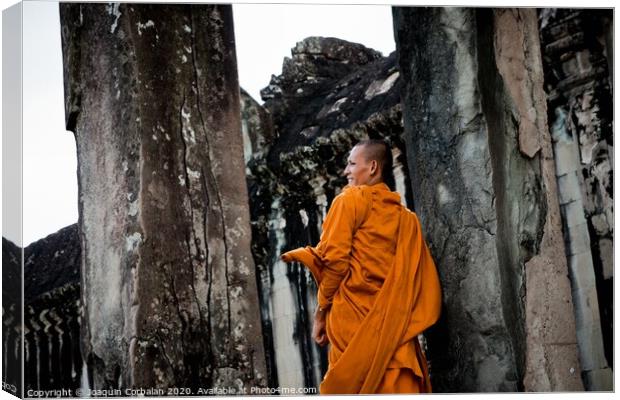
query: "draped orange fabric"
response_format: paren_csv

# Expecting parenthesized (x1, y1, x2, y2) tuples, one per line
(283, 183, 442, 394)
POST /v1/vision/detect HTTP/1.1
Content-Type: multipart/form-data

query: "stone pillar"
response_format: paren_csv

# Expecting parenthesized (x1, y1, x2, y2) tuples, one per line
(60, 3, 266, 390)
(539, 9, 613, 390)
(393, 7, 583, 391)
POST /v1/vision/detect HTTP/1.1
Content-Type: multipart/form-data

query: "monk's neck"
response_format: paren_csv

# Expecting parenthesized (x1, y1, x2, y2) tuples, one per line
(365, 177, 384, 186)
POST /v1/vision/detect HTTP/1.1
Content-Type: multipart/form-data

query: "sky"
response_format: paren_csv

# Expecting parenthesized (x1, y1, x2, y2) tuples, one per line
(233, 3, 396, 101)
(13, 1, 396, 246)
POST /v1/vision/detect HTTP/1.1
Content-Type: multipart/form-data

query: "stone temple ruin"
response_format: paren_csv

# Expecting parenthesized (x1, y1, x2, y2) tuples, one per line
(2, 5, 613, 394)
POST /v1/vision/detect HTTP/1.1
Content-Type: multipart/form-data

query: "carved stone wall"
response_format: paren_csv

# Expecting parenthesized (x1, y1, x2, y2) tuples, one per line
(22, 225, 82, 393)
(1, 227, 82, 395)
(393, 7, 583, 392)
(539, 8, 613, 391)
(2, 237, 22, 397)
(60, 3, 266, 390)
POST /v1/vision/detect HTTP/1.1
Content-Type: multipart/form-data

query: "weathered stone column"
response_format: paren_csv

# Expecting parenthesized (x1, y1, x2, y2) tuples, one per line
(60, 3, 266, 390)
(394, 7, 583, 391)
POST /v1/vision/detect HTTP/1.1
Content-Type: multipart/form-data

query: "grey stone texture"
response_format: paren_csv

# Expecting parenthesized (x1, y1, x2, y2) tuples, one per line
(393, 7, 583, 392)
(540, 8, 613, 390)
(60, 3, 266, 391)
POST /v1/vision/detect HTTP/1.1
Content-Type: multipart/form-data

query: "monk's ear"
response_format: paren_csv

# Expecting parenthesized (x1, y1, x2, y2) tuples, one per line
(370, 160, 378, 176)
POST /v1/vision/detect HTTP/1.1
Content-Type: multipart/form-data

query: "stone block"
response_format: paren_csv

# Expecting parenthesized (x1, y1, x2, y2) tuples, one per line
(574, 326, 597, 372)
(573, 286, 606, 371)
(598, 238, 613, 280)
(554, 141, 581, 176)
(270, 275, 286, 291)
(584, 367, 613, 391)
(271, 318, 288, 349)
(590, 213, 610, 235)
(528, 253, 579, 346)
(556, 171, 582, 204)
(564, 222, 591, 256)
(523, 341, 552, 391)
(560, 201, 587, 228)
(544, 343, 584, 391)
(271, 288, 291, 319)
(561, 57, 580, 78)
(567, 252, 596, 292)
(279, 369, 304, 389)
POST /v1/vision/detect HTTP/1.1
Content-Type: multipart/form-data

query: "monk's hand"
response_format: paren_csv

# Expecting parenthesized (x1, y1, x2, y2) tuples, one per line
(312, 307, 329, 347)
(280, 251, 293, 263)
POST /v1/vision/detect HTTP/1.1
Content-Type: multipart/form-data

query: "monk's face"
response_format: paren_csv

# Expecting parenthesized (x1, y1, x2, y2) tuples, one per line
(344, 145, 376, 186)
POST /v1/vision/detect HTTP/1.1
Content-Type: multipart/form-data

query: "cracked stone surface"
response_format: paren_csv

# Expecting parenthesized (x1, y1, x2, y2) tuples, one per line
(60, 3, 266, 390)
(394, 7, 582, 392)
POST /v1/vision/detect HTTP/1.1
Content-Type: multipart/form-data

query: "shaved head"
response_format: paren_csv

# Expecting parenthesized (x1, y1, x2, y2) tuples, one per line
(356, 139, 390, 169)
(349, 139, 395, 190)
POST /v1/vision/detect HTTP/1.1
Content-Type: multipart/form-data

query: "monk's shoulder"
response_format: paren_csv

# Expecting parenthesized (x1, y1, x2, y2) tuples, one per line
(407, 209, 423, 233)
(336, 185, 372, 206)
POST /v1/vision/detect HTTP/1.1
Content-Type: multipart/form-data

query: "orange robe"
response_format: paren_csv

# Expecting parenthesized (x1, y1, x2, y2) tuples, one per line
(282, 183, 442, 394)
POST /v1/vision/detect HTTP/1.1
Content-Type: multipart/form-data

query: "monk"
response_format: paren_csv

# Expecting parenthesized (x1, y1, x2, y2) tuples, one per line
(281, 139, 442, 394)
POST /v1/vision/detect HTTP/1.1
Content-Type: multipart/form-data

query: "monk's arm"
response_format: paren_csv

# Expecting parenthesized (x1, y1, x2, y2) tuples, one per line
(316, 191, 359, 310)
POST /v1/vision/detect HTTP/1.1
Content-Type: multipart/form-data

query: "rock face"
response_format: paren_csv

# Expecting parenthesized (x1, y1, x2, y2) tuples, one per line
(539, 9, 613, 390)
(393, 7, 582, 392)
(60, 3, 266, 390)
(24, 225, 80, 301)
(247, 36, 409, 389)
(261, 37, 401, 171)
